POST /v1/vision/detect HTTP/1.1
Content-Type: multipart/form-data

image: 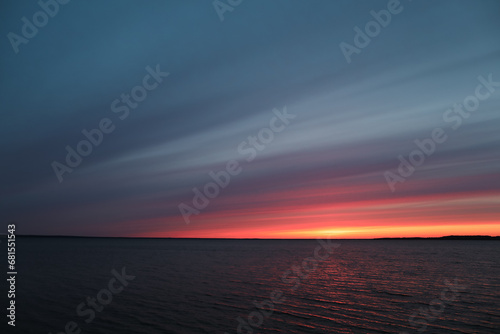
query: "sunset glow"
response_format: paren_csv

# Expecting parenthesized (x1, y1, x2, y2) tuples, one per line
(2, 0, 499, 239)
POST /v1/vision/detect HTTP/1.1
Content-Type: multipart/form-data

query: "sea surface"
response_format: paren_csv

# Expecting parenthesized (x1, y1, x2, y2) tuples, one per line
(8, 237, 500, 333)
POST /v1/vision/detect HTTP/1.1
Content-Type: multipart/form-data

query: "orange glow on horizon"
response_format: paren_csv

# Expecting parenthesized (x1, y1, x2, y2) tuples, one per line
(131, 221, 500, 239)
(121, 191, 500, 239)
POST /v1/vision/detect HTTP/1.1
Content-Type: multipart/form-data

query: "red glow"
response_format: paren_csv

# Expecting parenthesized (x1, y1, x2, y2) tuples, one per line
(125, 187, 500, 238)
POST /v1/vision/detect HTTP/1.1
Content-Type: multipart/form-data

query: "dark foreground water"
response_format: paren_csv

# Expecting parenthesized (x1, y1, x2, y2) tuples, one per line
(6, 237, 500, 333)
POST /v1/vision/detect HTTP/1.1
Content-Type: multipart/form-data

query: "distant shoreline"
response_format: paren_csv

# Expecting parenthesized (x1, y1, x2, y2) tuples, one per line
(5, 235, 500, 240)
(374, 235, 500, 240)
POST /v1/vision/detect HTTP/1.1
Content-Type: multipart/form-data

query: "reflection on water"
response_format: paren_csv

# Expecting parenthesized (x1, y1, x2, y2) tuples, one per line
(15, 238, 500, 333)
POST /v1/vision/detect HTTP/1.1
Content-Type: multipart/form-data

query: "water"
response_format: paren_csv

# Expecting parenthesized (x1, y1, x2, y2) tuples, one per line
(9, 237, 500, 333)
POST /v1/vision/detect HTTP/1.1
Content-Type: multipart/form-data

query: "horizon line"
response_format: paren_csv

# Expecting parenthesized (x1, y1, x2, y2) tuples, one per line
(4, 234, 500, 240)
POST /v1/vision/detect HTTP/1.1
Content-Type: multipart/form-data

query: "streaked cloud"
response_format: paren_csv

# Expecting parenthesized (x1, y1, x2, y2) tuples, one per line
(1, 0, 499, 237)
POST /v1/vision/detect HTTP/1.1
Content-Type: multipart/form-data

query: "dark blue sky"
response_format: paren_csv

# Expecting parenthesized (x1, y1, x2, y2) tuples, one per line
(1, 0, 499, 237)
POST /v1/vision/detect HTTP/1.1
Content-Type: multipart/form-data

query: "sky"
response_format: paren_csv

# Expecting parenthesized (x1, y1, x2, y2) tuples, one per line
(1, 0, 499, 238)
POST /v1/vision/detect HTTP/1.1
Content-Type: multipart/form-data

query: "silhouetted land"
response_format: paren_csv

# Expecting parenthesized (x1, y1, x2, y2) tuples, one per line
(374, 235, 500, 240)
